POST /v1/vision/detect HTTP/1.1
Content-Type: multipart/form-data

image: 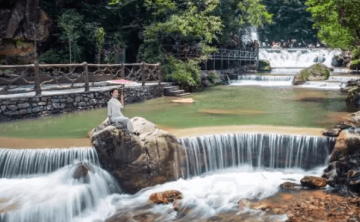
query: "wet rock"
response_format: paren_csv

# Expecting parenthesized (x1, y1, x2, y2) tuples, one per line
(238, 198, 256, 210)
(258, 59, 271, 71)
(90, 117, 187, 194)
(329, 130, 360, 163)
(279, 182, 302, 190)
(322, 128, 341, 137)
(149, 190, 183, 204)
(293, 64, 331, 85)
(73, 162, 95, 180)
(300, 176, 327, 188)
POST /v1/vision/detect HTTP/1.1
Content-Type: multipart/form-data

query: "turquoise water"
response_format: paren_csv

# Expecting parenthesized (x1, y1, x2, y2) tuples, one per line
(0, 85, 354, 139)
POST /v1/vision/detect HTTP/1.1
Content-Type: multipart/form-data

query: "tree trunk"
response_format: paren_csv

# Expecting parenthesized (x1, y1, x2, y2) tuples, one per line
(69, 39, 72, 63)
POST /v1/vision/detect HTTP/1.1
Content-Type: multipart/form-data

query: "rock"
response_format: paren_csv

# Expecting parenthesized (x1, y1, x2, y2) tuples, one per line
(149, 190, 183, 204)
(8, 105, 18, 111)
(293, 64, 331, 85)
(314, 56, 325, 63)
(90, 117, 187, 194)
(19, 109, 27, 114)
(18, 102, 30, 109)
(279, 182, 302, 190)
(258, 59, 271, 71)
(300, 176, 327, 188)
(171, 98, 194, 104)
(329, 130, 360, 163)
(38, 102, 46, 106)
(238, 198, 256, 210)
(349, 60, 360, 70)
(322, 128, 341, 137)
(79, 102, 86, 107)
(173, 199, 181, 211)
(73, 162, 95, 180)
(332, 56, 343, 67)
(66, 97, 74, 103)
(89, 99, 96, 105)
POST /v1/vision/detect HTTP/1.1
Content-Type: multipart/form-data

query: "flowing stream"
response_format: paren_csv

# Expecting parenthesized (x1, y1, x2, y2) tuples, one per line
(0, 133, 335, 221)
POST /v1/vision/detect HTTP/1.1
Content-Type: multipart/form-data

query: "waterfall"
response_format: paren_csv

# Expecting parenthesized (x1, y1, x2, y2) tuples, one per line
(0, 147, 99, 178)
(179, 133, 335, 177)
(259, 48, 341, 68)
(230, 75, 293, 86)
(0, 147, 120, 222)
(328, 76, 360, 82)
(234, 75, 293, 81)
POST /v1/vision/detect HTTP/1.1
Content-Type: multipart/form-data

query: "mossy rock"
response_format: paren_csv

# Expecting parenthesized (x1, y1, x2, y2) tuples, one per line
(258, 59, 272, 71)
(349, 60, 360, 70)
(293, 63, 331, 85)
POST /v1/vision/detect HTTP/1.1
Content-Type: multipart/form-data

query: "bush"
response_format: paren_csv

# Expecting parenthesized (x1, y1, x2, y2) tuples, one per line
(39, 49, 69, 64)
(168, 56, 201, 90)
(207, 71, 219, 85)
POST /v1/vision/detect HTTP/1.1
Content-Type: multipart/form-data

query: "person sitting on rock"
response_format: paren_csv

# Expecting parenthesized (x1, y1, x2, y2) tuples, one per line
(107, 89, 139, 135)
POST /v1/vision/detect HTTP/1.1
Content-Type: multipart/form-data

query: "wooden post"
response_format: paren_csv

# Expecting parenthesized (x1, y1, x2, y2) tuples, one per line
(205, 60, 207, 70)
(34, 61, 41, 95)
(121, 84, 125, 106)
(141, 62, 145, 86)
(121, 62, 125, 79)
(227, 50, 229, 69)
(158, 63, 162, 85)
(83, 62, 89, 92)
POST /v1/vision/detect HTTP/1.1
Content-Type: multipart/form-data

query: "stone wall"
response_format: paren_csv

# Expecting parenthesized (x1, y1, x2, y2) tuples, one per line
(0, 84, 168, 122)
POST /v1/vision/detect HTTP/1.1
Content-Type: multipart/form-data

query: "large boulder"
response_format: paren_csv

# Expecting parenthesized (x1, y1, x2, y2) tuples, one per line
(328, 129, 360, 163)
(293, 64, 331, 85)
(90, 117, 187, 194)
(257, 59, 271, 71)
(323, 129, 360, 194)
(300, 176, 327, 188)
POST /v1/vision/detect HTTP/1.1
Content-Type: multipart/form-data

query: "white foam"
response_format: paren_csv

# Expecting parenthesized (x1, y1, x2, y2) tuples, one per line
(259, 49, 341, 68)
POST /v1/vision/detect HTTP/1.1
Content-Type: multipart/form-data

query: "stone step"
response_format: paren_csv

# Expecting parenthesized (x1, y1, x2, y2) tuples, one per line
(171, 90, 185, 94)
(163, 86, 180, 96)
(175, 93, 191, 97)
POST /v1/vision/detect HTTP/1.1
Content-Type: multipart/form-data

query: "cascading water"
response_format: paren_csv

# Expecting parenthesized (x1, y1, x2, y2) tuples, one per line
(105, 133, 335, 221)
(259, 48, 341, 68)
(0, 147, 120, 222)
(230, 75, 294, 86)
(0, 147, 99, 178)
(0, 133, 337, 221)
(179, 133, 335, 177)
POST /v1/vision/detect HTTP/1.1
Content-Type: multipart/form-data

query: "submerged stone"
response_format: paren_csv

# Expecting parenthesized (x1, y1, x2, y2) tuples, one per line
(149, 190, 183, 204)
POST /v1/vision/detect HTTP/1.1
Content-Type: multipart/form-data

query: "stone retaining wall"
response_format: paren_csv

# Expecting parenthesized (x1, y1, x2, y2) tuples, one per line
(0, 84, 168, 122)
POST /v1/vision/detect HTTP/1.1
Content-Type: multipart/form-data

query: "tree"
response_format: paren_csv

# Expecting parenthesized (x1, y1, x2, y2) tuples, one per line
(58, 9, 84, 63)
(95, 27, 106, 63)
(306, 0, 360, 49)
(258, 0, 318, 45)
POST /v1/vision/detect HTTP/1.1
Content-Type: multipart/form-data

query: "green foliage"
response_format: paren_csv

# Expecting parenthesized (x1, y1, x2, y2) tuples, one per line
(207, 71, 219, 85)
(306, 0, 360, 49)
(168, 56, 201, 89)
(258, 59, 271, 71)
(38, 49, 69, 64)
(258, 0, 317, 44)
(352, 47, 360, 60)
(58, 9, 85, 62)
(96, 27, 106, 52)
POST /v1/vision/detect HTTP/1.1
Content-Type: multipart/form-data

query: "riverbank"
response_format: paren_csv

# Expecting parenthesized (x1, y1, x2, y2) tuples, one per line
(0, 125, 324, 148)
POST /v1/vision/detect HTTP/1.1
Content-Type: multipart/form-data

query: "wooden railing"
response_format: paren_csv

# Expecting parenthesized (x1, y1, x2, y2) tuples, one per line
(0, 62, 162, 95)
